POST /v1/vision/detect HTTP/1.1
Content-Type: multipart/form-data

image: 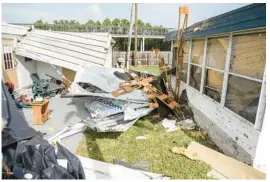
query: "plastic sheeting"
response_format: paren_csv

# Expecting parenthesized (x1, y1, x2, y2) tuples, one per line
(2, 81, 38, 148)
(2, 133, 85, 179)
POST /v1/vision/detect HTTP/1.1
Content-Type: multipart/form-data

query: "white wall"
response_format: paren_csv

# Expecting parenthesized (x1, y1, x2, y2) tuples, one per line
(16, 56, 37, 88)
(171, 77, 260, 161)
(253, 116, 267, 173)
(104, 46, 113, 68)
(36, 61, 63, 80)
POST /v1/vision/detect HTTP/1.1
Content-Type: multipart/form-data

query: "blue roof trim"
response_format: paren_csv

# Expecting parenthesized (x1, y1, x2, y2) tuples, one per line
(164, 3, 266, 41)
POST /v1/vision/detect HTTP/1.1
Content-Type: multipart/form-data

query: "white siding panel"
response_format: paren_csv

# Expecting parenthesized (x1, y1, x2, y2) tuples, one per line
(31, 30, 109, 48)
(16, 44, 104, 66)
(26, 34, 107, 53)
(19, 40, 106, 64)
(171, 76, 260, 158)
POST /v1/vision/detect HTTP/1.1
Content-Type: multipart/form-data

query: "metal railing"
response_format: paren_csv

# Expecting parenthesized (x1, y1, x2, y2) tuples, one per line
(33, 24, 176, 36)
(113, 51, 173, 66)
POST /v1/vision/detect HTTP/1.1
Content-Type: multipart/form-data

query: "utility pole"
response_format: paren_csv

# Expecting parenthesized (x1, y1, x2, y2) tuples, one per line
(134, 3, 138, 66)
(126, 3, 134, 69)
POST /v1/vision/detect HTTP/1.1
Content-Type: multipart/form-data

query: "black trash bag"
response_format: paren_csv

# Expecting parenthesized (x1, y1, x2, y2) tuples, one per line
(56, 142, 86, 179)
(3, 133, 86, 179)
(42, 164, 75, 179)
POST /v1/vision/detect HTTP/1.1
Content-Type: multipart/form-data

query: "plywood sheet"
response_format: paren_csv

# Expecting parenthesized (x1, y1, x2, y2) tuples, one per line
(191, 39, 204, 65)
(187, 141, 266, 179)
(230, 32, 266, 80)
(206, 37, 228, 70)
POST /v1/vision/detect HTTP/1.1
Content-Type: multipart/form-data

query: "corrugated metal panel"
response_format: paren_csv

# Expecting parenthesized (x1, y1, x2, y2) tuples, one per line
(1, 22, 30, 36)
(164, 3, 266, 41)
(15, 29, 113, 71)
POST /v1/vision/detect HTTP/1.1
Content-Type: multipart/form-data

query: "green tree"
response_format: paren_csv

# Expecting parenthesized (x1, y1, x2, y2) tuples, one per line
(137, 19, 144, 27)
(112, 18, 120, 26)
(103, 18, 112, 26)
(120, 19, 130, 27)
(86, 19, 96, 25)
(96, 21, 101, 26)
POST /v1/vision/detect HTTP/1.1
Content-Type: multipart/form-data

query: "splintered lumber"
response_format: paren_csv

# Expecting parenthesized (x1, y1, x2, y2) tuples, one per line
(112, 71, 185, 120)
(172, 141, 266, 179)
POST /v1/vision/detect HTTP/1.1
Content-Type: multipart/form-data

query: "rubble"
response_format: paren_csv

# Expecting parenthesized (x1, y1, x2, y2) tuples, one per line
(161, 118, 178, 132)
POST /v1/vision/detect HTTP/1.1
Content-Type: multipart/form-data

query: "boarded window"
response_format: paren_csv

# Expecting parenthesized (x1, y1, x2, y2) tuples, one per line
(225, 75, 261, 124)
(230, 33, 266, 80)
(206, 37, 228, 70)
(189, 65, 202, 91)
(204, 69, 224, 102)
(191, 39, 204, 65)
(2, 44, 14, 70)
(180, 62, 188, 83)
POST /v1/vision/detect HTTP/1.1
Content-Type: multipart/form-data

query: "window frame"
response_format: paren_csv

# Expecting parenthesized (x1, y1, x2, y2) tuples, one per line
(182, 30, 265, 131)
(2, 44, 15, 70)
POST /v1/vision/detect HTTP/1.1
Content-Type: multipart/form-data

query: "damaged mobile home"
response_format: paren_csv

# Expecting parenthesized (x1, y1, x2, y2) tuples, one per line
(1, 2, 267, 179)
(2, 22, 115, 89)
(164, 3, 266, 168)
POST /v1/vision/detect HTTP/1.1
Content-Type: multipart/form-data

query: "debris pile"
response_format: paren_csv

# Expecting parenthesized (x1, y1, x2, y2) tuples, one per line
(63, 65, 195, 132)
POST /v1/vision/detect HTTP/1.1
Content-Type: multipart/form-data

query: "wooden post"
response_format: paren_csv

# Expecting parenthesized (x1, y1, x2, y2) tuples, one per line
(134, 3, 138, 66)
(126, 3, 134, 69)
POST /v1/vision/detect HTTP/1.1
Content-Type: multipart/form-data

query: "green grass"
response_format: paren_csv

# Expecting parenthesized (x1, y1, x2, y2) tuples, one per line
(130, 65, 160, 74)
(76, 119, 219, 179)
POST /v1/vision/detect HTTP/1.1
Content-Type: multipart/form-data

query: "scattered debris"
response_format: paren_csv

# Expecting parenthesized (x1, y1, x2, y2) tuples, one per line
(176, 118, 196, 130)
(161, 118, 178, 132)
(136, 136, 148, 140)
(45, 122, 87, 142)
(187, 130, 208, 139)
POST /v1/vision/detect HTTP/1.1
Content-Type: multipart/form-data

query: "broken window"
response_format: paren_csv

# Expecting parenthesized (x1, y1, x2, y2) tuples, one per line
(189, 65, 201, 91)
(206, 37, 228, 70)
(230, 33, 266, 80)
(204, 69, 224, 102)
(191, 39, 204, 65)
(2, 44, 14, 70)
(225, 75, 261, 124)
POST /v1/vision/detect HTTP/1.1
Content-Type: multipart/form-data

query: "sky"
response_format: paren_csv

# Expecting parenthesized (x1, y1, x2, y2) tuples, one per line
(2, 3, 250, 28)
